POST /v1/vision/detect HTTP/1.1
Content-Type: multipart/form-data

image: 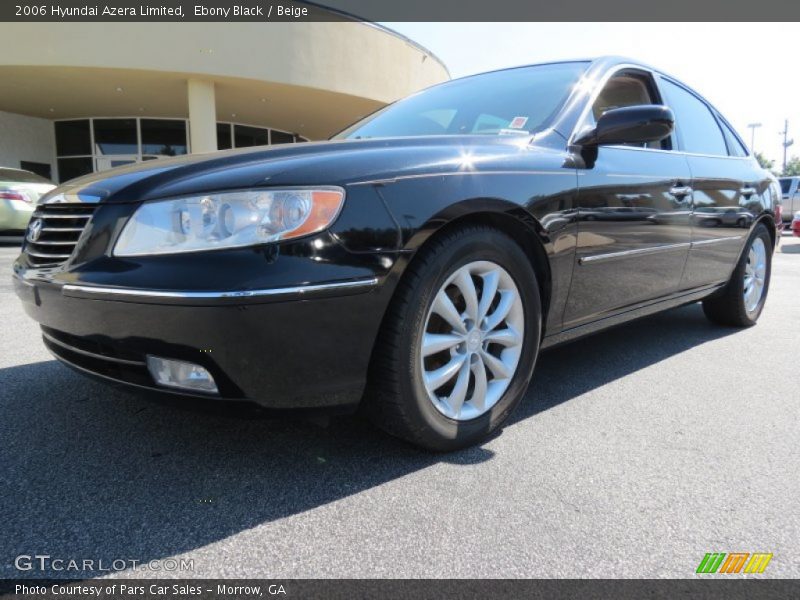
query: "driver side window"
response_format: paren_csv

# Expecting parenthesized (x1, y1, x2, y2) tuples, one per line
(591, 70, 669, 150)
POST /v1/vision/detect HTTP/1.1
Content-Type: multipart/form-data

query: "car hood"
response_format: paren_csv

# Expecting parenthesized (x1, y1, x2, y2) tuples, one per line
(42, 135, 567, 204)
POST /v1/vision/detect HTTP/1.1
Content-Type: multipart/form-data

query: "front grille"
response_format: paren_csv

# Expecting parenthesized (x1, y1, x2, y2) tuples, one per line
(24, 203, 97, 266)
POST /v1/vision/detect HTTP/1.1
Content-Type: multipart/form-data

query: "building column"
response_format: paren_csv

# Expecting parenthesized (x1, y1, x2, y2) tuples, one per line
(187, 79, 217, 153)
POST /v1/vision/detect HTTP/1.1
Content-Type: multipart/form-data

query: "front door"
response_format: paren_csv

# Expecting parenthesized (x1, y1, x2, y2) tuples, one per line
(564, 69, 693, 329)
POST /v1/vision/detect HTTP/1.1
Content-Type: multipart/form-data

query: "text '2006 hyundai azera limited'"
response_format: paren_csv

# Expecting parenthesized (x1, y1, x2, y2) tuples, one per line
(14, 57, 780, 450)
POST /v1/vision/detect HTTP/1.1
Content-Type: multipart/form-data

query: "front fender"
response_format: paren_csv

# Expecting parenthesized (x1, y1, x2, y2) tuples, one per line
(363, 169, 580, 335)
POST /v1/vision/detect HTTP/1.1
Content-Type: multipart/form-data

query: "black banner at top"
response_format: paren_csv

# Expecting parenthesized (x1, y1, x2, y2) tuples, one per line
(1, 0, 800, 22)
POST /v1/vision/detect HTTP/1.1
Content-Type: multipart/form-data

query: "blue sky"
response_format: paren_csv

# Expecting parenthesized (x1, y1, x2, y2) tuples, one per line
(386, 23, 797, 169)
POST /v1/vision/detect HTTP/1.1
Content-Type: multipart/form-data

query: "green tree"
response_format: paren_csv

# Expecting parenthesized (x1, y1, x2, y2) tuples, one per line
(783, 156, 800, 176)
(755, 151, 774, 170)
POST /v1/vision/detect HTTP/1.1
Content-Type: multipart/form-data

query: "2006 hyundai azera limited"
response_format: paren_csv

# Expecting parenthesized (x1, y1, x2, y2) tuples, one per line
(14, 57, 780, 450)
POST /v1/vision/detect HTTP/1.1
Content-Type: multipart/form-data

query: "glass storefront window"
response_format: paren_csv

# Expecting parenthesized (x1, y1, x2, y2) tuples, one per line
(55, 120, 91, 156)
(217, 123, 233, 150)
(234, 125, 270, 148)
(93, 119, 138, 155)
(54, 117, 308, 183)
(270, 130, 294, 145)
(141, 119, 188, 156)
(57, 157, 94, 182)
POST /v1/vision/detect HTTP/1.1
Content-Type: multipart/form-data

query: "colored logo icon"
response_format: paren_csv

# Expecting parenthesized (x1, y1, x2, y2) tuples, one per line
(696, 552, 773, 574)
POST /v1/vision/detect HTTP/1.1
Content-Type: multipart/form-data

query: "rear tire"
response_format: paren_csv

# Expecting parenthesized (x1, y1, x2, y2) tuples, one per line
(702, 223, 772, 327)
(365, 225, 541, 451)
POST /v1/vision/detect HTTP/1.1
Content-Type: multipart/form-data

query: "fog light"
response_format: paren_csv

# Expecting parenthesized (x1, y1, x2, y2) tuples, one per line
(146, 356, 218, 394)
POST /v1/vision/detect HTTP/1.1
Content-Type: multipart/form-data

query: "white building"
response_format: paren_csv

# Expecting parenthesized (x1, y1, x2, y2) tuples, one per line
(0, 20, 448, 183)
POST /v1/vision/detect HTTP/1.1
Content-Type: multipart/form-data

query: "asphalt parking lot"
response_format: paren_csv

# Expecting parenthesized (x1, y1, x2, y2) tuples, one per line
(1, 234, 798, 579)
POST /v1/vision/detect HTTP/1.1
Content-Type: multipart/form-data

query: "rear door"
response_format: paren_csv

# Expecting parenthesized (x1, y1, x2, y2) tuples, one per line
(658, 78, 765, 290)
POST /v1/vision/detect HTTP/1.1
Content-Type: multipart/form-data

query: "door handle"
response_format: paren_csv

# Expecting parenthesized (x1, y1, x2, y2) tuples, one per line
(740, 186, 757, 197)
(669, 185, 693, 198)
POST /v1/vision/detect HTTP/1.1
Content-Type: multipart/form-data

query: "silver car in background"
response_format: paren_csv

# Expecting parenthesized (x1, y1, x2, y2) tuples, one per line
(780, 176, 800, 224)
(0, 168, 55, 234)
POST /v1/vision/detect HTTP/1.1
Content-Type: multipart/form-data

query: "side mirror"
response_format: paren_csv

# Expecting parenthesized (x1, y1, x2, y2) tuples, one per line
(574, 105, 674, 147)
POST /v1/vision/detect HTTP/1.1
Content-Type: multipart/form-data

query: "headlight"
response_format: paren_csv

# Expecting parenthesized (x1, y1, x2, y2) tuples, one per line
(114, 187, 345, 256)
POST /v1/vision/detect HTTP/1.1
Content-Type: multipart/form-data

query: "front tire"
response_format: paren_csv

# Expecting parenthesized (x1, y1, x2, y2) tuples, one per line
(702, 223, 772, 327)
(365, 225, 541, 451)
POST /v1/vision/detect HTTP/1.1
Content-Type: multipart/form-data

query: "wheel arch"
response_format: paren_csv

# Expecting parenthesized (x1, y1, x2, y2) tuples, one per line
(754, 212, 777, 249)
(362, 202, 552, 423)
(381, 201, 554, 338)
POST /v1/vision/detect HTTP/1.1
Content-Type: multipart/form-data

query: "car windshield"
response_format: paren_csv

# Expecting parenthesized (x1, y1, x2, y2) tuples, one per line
(779, 178, 793, 194)
(335, 62, 589, 140)
(0, 168, 52, 184)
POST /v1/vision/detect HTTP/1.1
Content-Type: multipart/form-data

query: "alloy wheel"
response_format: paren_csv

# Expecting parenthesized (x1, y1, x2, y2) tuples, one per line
(743, 237, 767, 314)
(420, 260, 525, 421)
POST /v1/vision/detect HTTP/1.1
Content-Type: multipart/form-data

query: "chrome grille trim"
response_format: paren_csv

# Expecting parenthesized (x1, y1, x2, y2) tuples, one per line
(29, 239, 78, 246)
(23, 202, 97, 266)
(31, 212, 94, 219)
(26, 250, 73, 259)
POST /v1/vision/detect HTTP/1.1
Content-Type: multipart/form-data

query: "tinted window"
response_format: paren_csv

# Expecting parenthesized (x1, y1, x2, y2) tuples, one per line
(93, 119, 138, 155)
(336, 62, 589, 139)
(57, 157, 93, 183)
(234, 125, 269, 147)
(20, 161, 52, 181)
(780, 179, 793, 194)
(718, 119, 748, 157)
(217, 123, 232, 150)
(140, 119, 187, 156)
(55, 120, 91, 156)
(660, 80, 727, 156)
(271, 130, 294, 145)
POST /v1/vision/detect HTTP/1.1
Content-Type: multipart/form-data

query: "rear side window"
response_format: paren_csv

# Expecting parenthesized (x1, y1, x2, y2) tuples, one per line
(780, 179, 792, 194)
(718, 120, 748, 157)
(660, 79, 728, 156)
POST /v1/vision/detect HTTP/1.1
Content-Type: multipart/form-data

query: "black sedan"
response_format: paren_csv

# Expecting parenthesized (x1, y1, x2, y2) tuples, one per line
(13, 56, 780, 450)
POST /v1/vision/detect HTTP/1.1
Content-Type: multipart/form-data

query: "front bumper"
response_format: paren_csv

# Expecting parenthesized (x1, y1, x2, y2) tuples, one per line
(13, 252, 394, 410)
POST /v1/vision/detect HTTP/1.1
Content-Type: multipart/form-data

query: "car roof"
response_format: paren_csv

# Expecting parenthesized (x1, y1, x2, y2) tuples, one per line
(444, 56, 654, 82)
(438, 55, 698, 104)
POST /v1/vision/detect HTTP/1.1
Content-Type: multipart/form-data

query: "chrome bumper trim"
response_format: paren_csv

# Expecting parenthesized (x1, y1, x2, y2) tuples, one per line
(61, 277, 379, 300)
